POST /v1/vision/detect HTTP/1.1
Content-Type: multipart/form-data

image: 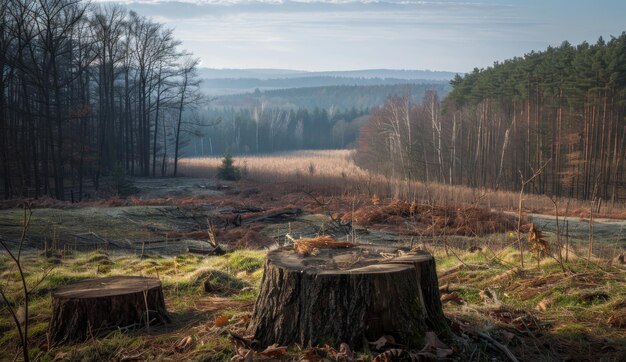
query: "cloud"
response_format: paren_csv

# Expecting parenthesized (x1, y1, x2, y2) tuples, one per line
(91, 0, 626, 71)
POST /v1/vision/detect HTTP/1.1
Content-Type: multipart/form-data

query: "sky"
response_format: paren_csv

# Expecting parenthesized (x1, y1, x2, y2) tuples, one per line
(94, 0, 626, 72)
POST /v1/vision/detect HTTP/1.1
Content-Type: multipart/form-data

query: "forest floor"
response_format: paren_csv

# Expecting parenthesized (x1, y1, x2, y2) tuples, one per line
(0, 176, 625, 361)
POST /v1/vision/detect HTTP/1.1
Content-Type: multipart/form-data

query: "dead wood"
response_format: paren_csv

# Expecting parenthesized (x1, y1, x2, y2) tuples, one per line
(477, 332, 520, 362)
(242, 208, 303, 224)
(248, 246, 449, 349)
(48, 276, 170, 345)
(438, 263, 489, 278)
(186, 246, 225, 255)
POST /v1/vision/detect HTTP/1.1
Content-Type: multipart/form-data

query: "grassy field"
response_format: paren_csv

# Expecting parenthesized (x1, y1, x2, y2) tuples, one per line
(1, 243, 624, 361)
(0, 150, 625, 361)
(178, 150, 626, 219)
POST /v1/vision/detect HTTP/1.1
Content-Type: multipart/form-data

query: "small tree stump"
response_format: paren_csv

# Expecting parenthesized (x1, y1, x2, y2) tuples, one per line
(249, 246, 448, 349)
(48, 276, 170, 345)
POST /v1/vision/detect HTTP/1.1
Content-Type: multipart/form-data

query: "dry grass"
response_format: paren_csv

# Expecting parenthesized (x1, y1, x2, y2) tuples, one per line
(343, 200, 518, 236)
(432, 244, 626, 362)
(178, 150, 626, 219)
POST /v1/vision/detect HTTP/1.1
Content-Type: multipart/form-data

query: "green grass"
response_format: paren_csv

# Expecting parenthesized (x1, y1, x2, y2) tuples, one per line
(0, 248, 267, 361)
(224, 250, 265, 273)
(2, 231, 625, 361)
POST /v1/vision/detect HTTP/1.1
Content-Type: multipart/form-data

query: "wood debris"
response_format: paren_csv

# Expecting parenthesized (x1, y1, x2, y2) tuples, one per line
(293, 235, 355, 256)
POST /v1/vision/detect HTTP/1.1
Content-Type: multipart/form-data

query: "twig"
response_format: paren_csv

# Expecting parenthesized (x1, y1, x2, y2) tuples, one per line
(477, 332, 520, 362)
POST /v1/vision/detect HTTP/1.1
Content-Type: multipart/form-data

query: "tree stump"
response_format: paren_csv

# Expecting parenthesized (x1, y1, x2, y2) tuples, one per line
(249, 246, 448, 349)
(48, 276, 170, 345)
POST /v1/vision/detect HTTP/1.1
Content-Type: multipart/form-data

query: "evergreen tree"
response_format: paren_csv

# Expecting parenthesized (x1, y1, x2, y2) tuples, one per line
(217, 151, 241, 181)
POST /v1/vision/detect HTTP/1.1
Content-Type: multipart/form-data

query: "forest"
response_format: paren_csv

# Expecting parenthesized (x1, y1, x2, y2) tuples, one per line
(186, 83, 450, 156)
(190, 107, 368, 156)
(210, 83, 450, 110)
(356, 35, 626, 204)
(199, 76, 448, 95)
(0, 0, 205, 200)
(0, 0, 452, 201)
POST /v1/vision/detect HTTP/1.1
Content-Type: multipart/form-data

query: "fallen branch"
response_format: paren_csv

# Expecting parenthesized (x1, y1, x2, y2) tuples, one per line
(438, 263, 489, 278)
(478, 332, 520, 362)
(243, 208, 303, 224)
(219, 207, 265, 214)
(186, 246, 225, 255)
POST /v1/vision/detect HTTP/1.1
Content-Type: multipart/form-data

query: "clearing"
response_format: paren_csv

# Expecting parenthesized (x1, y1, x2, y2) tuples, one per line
(1, 160, 626, 361)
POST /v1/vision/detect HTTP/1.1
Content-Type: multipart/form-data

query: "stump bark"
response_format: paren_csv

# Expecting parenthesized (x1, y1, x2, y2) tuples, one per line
(249, 246, 448, 349)
(48, 276, 170, 345)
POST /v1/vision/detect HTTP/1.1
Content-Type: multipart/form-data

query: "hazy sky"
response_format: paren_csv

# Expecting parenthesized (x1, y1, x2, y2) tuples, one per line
(95, 0, 626, 72)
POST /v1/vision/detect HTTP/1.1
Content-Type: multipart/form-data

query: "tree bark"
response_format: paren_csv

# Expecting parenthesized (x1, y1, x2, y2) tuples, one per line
(48, 276, 170, 346)
(249, 246, 448, 349)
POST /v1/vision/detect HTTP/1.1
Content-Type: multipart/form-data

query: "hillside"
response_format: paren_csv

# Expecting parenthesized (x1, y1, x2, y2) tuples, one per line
(356, 35, 626, 202)
(210, 83, 452, 110)
(198, 68, 457, 95)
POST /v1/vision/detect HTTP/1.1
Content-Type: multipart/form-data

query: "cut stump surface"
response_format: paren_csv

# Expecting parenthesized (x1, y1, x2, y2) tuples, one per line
(249, 245, 448, 349)
(49, 276, 170, 345)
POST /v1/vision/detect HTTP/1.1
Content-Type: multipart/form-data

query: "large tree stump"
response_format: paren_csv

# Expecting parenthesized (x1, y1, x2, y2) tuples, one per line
(48, 276, 170, 345)
(249, 246, 448, 349)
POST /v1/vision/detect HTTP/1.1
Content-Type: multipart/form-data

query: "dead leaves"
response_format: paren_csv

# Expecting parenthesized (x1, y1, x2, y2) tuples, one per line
(528, 223, 549, 257)
(440, 292, 465, 305)
(293, 236, 355, 256)
(260, 344, 288, 357)
(215, 315, 230, 327)
(535, 298, 552, 312)
(370, 332, 451, 362)
(372, 349, 421, 362)
(231, 338, 288, 361)
(371, 332, 452, 362)
(299, 343, 355, 362)
(488, 307, 542, 331)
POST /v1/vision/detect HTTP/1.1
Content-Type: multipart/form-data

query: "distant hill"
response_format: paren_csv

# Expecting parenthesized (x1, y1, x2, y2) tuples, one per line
(198, 68, 459, 95)
(210, 83, 452, 111)
(198, 68, 458, 80)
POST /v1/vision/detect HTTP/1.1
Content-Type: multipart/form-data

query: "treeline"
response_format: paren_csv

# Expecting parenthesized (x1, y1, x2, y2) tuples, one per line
(0, 0, 204, 200)
(187, 107, 367, 156)
(212, 83, 451, 110)
(356, 35, 626, 204)
(201, 77, 448, 94)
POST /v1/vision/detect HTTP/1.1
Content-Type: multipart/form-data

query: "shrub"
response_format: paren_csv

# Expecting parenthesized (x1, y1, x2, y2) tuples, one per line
(217, 151, 241, 181)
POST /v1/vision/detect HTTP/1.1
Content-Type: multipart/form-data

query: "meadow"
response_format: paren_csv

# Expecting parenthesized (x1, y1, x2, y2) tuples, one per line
(178, 150, 626, 219)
